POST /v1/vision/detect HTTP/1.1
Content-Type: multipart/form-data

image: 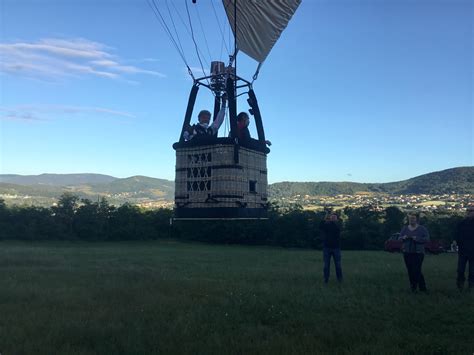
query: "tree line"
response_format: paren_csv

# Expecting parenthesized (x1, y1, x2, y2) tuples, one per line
(0, 193, 463, 249)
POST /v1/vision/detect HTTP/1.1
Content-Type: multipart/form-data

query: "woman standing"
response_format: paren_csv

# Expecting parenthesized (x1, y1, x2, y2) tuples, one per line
(399, 213, 430, 293)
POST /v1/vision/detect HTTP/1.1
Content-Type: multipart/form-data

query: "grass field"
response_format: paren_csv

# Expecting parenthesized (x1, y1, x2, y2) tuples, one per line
(0, 241, 472, 355)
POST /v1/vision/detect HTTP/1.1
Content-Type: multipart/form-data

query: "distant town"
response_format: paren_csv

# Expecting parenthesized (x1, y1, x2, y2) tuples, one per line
(271, 193, 473, 212)
(1, 192, 472, 213)
(1, 167, 473, 212)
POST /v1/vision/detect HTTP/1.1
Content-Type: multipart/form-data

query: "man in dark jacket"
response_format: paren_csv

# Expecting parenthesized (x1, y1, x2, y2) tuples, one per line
(455, 206, 474, 290)
(234, 112, 272, 149)
(319, 213, 342, 283)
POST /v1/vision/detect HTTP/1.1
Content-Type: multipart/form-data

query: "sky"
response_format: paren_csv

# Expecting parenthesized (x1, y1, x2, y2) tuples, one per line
(0, 0, 472, 184)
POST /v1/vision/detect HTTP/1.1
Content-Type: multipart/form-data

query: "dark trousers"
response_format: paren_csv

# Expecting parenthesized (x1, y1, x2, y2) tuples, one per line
(403, 253, 427, 291)
(457, 254, 474, 288)
(323, 247, 342, 282)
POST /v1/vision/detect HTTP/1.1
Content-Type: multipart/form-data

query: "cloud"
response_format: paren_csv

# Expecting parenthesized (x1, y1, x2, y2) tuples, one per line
(182, 66, 209, 81)
(0, 105, 136, 122)
(0, 38, 165, 81)
(0, 110, 47, 122)
(142, 58, 160, 62)
(188, 66, 209, 77)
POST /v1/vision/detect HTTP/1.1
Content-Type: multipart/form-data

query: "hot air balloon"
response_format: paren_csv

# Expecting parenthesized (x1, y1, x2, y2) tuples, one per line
(150, 0, 301, 219)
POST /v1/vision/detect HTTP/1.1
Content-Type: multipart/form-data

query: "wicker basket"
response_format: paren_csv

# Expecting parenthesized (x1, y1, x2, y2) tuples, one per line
(174, 143, 268, 218)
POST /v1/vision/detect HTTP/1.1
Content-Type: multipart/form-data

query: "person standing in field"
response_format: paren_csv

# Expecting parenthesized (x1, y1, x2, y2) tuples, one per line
(319, 212, 343, 283)
(454, 206, 474, 291)
(399, 213, 430, 293)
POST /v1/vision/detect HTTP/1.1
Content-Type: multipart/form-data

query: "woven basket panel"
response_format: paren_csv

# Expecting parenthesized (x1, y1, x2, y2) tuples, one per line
(175, 144, 267, 209)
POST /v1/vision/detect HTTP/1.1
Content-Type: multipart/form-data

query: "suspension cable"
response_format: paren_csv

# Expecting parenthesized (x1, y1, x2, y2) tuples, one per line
(194, 4, 213, 65)
(219, 31, 225, 61)
(252, 62, 263, 82)
(211, 0, 230, 56)
(170, 1, 211, 69)
(148, 0, 194, 80)
(185, 0, 210, 82)
(164, 0, 186, 61)
(228, 16, 231, 56)
(234, 0, 237, 82)
(148, 0, 184, 61)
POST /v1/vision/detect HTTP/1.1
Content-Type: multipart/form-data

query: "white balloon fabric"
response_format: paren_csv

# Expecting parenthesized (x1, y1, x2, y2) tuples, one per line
(223, 0, 301, 63)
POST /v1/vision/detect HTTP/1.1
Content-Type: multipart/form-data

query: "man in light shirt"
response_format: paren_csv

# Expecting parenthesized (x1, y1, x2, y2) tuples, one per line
(183, 96, 227, 141)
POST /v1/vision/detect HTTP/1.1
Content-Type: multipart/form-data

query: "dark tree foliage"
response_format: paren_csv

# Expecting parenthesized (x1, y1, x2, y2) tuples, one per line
(383, 206, 406, 236)
(51, 193, 79, 238)
(4, 205, 58, 240)
(0, 194, 465, 250)
(74, 199, 102, 240)
(422, 213, 463, 244)
(342, 207, 383, 250)
(108, 203, 154, 241)
(0, 198, 12, 240)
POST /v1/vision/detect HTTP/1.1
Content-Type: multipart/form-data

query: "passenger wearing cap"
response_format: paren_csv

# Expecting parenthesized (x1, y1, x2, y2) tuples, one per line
(183, 95, 227, 141)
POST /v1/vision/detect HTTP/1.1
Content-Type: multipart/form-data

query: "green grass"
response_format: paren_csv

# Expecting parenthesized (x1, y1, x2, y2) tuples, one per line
(0, 241, 472, 355)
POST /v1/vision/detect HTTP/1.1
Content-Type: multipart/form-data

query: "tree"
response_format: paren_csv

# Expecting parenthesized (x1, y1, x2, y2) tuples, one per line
(97, 197, 115, 239)
(52, 193, 79, 238)
(383, 207, 405, 236)
(423, 212, 463, 244)
(0, 199, 12, 240)
(109, 203, 143, 240)
(74, 199, 100, 240)
(8, 205, 58, 240)
(343, 207, 383, 249)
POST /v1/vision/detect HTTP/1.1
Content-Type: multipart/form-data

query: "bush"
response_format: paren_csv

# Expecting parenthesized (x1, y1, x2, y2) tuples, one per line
(0, 196, 465, 249)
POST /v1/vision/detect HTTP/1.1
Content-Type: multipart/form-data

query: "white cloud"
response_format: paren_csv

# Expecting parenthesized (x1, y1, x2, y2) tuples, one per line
(0, 38, 165, 81)
(142, 58, 160, 62)
(0, 111, 47, 122)
(0, 105, 136, 122)
(91, 59, 119, 66)
(188, 66, 209, 77)
(182, 66, 209, 81)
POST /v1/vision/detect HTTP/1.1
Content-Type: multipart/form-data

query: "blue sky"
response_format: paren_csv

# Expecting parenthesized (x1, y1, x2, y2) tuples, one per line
(0, 0, 472, 183)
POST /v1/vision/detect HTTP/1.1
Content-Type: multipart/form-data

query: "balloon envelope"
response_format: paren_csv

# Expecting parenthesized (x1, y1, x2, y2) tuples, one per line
(223, 0, 301, 63)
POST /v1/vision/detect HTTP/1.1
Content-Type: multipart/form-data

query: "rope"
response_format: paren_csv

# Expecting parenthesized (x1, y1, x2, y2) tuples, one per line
(194, 3, 213, 64)
(185, 0, 209, 81)
(169, 1, 210, 68)
(148, 0, 194, 79)
(219, 32, 225, 61)
(211, 0, 230, 56)
(252, 62, 263, 82)
(164, 0, 186, 61)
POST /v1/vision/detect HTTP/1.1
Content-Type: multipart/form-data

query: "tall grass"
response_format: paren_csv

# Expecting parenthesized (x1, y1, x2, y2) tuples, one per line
(0, 241, 472, 354)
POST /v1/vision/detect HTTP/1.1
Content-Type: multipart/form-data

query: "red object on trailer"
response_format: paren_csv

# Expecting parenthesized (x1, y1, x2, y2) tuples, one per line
(384, 233, 446, 254)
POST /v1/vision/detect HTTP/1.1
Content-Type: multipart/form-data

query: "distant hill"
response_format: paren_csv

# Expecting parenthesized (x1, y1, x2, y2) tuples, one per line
(269, 167, 474, 198)
(268, 181, 371, 197)
(0, 167, 472, 206)
(0, 182, 63, 198)
(0, 174, 174, 205)
(90, 176, 175, 198)
(380, 167, 474, 194)
(0, 173, 117, 186)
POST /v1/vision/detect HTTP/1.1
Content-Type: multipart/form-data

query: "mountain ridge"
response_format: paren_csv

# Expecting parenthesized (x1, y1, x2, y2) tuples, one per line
(0, 167, 472, 205)
(269, 167, 474, 197)
(0, 173, 117, 186)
